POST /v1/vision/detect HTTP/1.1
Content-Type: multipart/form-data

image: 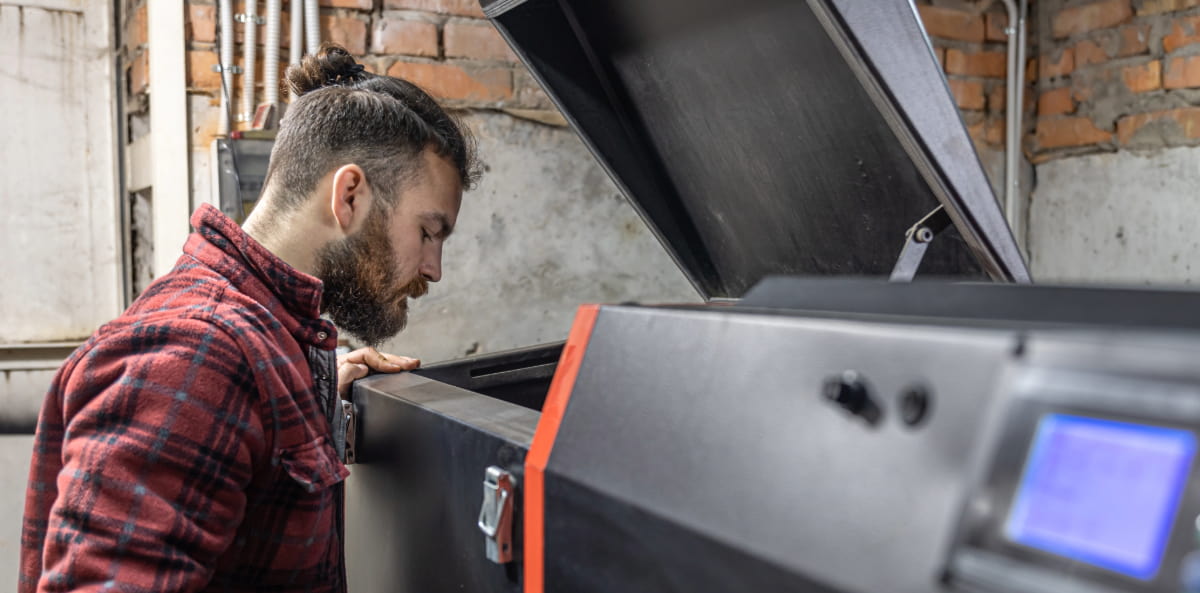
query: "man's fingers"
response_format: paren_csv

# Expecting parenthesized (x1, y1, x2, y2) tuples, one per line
(377, 351, 420, 371)
(337, 362, 370, 398)
(337, 347, 421, 372)
(339, 362, 369, 381)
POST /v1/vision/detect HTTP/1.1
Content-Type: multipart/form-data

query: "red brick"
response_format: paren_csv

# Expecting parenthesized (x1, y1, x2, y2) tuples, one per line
(320, 0, 373, 9)
(386, 60, 512, 102)
(1038, 87, 1076, 116)
(188, 50, 221, 92)
(1074, 39, 1108, 67)
(372, 17, 438, 57)
(1053, 0, 1133, 39)
(944, 49, 1007, 78)
(967, 117, 1006, 147)
(384, 0, 485, 18)
(1072, 80, 1094, 103)
(1040, 48, 1076, 79)
(985, 118, 1004, 145)
(126, 2, 147, 52)
(988, 84, 1006, 112)
(1164, 16, 1200, 54)
(1119, 24, 1151, 56)
(128, 49, 148, 95)
(514, 69, 553, 109)
(320, 14, 368, 56)
(1116, 107, 1200, 144)
(967, 120, 987, 146)
(1139, 0, 1200, 14)
(444, 20, 516, 61)
(1036, 116, 1112, 148)
(948, 79, 985, 110)
(187, 3, 216, 43)
(1123, 60, 1161, 92)
(1165, 55, 1200, 89)
(985, 12, 1009, 42)
(917, 5, 985, 43)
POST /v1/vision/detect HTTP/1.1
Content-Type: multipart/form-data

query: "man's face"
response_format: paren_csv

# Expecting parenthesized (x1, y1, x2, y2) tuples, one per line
(314, 150, 463, 346)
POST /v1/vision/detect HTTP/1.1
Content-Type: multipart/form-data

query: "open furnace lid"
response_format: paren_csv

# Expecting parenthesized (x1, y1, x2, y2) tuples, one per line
(480, 0, 1031, 299)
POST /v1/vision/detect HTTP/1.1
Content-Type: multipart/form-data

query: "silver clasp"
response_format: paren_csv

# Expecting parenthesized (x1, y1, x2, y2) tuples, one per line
(477, 466, 515, 564)
(340, 399, 357, 465)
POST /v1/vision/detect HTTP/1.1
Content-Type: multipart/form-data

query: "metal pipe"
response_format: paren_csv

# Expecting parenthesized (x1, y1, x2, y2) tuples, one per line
(996, 0, 1028, 246)
(241, 0, 259, 123)
(305, 0, 320, 56)
(265, 0, 282, 107)
(1012, 0, 1029, 248)
(290, 0, 303, 100)
(219, 0, 235, 135)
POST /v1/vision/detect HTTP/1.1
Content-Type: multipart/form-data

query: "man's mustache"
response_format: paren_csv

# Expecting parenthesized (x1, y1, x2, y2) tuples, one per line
(401, 276, 429, 300)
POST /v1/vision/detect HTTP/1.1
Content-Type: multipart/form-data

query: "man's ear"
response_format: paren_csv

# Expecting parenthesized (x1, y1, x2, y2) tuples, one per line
(329, 164, 372, 235)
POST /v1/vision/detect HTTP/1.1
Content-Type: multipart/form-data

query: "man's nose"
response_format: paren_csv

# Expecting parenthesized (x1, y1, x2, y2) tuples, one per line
(420, 248, 443, 283)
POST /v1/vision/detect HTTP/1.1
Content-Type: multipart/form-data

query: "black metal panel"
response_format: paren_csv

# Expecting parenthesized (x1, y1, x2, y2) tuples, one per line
(482, 0, 1026, 297)
(345, 373, 537, 593)
(543, 305, 1017, 593)
(739, 277, 1200, 331)
(543, 477, 837, 593)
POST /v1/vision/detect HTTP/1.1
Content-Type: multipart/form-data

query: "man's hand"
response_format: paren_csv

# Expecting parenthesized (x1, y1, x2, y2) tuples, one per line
(337, 347, 420, 398)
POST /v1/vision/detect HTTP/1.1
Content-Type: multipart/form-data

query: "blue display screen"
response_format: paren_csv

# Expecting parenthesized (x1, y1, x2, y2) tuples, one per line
(1006, 414, 1196, 580)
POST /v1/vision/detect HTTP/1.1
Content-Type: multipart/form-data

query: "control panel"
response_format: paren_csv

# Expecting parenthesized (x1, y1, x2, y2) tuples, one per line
(949, 367, 1200, 593)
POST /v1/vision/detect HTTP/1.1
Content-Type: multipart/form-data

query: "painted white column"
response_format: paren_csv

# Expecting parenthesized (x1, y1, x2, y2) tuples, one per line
(148, 0, 192, 278)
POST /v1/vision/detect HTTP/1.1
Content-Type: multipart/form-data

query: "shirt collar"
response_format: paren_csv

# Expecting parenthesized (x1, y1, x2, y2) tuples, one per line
(186, 204, 337, 347)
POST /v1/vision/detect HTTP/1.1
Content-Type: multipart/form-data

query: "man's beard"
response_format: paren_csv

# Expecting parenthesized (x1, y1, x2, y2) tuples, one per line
(313, 211, 429, 347)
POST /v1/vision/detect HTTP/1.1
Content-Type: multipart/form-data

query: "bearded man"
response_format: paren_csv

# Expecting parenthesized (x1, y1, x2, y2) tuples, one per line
(19, 44, 477, 593)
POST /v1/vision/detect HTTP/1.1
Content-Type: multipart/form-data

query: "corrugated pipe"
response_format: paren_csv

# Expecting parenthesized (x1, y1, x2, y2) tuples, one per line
(265, 0, 282, 108)
(241, 0, 259, 123)
(219, 0, 235, 135)
(305, 0, 320, 56)
(997, 0, 1029, 246)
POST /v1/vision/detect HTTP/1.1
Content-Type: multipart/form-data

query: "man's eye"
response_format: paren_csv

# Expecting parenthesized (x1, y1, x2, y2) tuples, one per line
(421, 229, 432, 242)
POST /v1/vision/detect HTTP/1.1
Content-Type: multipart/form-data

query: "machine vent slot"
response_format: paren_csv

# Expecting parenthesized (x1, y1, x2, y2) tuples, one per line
(469, 355, 560, 378)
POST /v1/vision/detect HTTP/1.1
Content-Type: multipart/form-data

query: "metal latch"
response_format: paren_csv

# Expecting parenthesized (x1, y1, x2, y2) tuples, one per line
(477, 466, 515, 564)
(340, 399, 357, 465)
(889, 205, 953, 282)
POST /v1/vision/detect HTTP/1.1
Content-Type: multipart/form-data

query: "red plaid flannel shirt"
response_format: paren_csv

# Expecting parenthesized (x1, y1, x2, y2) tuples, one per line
(21, 204, 349, 593)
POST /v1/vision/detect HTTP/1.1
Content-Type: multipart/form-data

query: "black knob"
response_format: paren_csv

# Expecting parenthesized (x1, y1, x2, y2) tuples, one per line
(824, 370, 869, 414)
(899, 385, 932, 427)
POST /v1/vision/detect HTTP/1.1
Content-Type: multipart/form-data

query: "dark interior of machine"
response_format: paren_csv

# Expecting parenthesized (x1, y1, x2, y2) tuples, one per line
(413, 343, 564, 411)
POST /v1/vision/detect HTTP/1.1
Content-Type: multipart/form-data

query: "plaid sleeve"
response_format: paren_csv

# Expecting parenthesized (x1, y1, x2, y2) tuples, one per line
(35, 318, 266, 593)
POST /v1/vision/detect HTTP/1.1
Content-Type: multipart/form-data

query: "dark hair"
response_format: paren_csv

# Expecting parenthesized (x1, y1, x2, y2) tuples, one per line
(264, 44, 480, 212)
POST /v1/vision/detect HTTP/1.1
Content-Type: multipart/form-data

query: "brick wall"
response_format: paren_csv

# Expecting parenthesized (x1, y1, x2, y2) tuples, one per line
(121, 0, 148, 143)
(1034, 0, 1200, 160)
(180, 0, 562, 149)
(915, 1, 1033, 162)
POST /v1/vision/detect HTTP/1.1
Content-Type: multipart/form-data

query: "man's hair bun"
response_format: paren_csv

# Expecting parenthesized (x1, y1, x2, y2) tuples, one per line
(286, 43, 369, 97)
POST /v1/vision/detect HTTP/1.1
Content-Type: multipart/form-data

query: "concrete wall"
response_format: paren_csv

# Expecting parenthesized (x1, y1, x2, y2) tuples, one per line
(380, 112, 702, 363)
(1031, 145, 1200, 283)
(0, 437, 34, 593)
(1, 3, 121, 343)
